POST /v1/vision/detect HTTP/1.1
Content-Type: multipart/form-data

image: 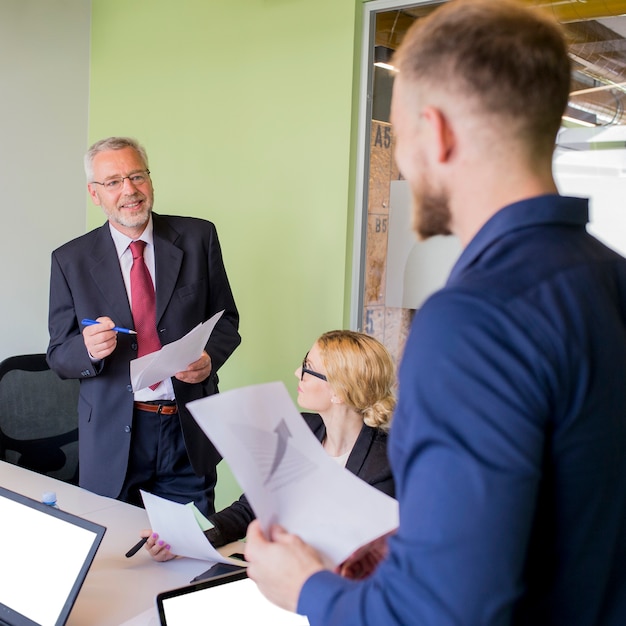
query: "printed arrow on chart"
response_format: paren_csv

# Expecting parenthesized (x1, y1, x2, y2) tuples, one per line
(264, 419, 292, 484)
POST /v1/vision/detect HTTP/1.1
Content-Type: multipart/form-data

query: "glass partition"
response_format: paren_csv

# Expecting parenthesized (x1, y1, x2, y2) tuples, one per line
(353, 0, 626, 365)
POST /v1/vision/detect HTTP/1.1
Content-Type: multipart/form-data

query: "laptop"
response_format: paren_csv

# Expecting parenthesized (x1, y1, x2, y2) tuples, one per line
(0, 485, 106, 626)
(156, 569, 310, 626)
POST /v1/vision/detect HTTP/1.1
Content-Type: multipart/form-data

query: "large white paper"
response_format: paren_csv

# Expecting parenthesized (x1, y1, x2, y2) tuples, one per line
(140, 491, 236, 563)
(187, 382, 399, 566)
(130, 310, 224, 391)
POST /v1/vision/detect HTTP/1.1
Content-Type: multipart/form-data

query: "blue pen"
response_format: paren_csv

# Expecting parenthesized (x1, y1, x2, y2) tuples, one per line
(81, 319, 137, 335)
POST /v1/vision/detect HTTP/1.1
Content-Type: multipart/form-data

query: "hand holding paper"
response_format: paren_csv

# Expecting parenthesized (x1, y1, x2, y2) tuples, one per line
(130, 310, 224, 391)
(186, 381, 399, 567)
(139, 490, 239, 564)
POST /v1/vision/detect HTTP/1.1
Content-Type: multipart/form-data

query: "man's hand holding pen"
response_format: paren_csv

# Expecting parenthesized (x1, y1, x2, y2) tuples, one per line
(81, 316, 122, 360)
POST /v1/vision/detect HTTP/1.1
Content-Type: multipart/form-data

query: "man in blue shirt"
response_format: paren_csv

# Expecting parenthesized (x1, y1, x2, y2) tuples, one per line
(244, 1, 626, 624)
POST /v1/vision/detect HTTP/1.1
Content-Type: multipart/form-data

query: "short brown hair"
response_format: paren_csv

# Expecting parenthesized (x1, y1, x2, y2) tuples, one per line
(394, 0, 571, 156)
(317, 330, 395, 431)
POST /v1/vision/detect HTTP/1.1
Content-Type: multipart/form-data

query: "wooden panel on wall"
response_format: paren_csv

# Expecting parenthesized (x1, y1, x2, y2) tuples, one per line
(362, 120, 414, 367)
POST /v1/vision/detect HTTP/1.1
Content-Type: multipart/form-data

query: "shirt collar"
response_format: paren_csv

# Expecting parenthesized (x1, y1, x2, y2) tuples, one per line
(447, 194, 589, 284)
(108, 215, 154, 259)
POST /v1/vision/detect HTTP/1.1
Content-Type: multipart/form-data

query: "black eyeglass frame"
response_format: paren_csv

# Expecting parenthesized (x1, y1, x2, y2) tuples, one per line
(300, 352, 327, 382)
(90, 169, 151, 190)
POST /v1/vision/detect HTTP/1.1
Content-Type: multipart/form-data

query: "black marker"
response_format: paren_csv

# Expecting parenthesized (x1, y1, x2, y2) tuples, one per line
(125, 536, 148, 558)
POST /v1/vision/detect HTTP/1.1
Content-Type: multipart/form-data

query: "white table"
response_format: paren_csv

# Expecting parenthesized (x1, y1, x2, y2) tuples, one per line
(0, 461, 245, 625)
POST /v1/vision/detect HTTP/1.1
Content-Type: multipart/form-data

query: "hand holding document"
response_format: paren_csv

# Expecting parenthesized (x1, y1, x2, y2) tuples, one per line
(130, 310, 224, 391)
(186, 382, 399, 567)
(139, 491, 240, 564)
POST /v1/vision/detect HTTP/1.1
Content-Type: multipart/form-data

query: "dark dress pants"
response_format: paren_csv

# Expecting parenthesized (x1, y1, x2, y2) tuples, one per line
(119, 405, 216, 517)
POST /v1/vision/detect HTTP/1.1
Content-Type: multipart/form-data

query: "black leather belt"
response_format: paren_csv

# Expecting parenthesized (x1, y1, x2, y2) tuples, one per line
(134, 401, 178, 415)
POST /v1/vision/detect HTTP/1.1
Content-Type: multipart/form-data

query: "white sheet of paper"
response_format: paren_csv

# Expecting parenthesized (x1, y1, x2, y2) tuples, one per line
(187, 381, 399, 566)
(130, 310, 224, 391)
(140, 491, 232, 563)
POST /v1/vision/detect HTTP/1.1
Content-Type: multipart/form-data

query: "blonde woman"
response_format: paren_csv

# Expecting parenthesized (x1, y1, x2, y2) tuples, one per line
(144, 330, 395, 559)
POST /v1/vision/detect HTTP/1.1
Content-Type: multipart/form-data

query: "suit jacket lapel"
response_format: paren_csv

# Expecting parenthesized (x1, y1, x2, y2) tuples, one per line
(346, 424, 374, 476)
(89, 224, 134, 328)
(152, 214, 183, 325)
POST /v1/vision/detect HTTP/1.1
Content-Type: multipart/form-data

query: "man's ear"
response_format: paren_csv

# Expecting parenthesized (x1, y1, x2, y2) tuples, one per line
(422, 106, 455, 163)
(87, 183, 101, 206)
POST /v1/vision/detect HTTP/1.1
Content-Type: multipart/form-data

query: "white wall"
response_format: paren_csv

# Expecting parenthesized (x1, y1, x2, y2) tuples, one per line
(555, 127, 626, 258)
(385, 180, 462, 309)
(0, 0, 91, 361)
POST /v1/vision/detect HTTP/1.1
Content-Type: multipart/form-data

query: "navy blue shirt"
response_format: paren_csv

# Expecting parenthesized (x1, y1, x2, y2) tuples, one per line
(299, 195, 626, 625)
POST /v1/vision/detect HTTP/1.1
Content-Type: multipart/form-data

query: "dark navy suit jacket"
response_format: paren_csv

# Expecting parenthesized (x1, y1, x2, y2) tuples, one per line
(47, 213, 240, 498)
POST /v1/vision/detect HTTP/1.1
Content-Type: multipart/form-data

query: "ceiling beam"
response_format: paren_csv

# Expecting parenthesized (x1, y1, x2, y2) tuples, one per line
(520, 0, 626, 23)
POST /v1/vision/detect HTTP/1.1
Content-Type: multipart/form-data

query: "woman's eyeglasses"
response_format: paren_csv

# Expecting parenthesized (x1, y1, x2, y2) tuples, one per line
(300, 352, 327, 382)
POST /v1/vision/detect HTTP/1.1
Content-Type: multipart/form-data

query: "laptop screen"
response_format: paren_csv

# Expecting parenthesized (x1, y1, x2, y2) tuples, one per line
(0, 486, 106, 626)
(157, 570, 310, 626)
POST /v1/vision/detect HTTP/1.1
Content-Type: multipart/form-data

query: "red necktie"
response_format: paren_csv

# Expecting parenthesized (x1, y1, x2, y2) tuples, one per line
(130, 240, 161, 389)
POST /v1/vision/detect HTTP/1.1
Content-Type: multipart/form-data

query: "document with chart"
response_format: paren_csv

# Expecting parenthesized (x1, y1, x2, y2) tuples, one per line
(187, 381, 399, 566)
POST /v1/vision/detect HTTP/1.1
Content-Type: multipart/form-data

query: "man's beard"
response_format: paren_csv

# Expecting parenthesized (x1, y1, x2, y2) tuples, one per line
(112, 207, 151, 229)
(104, 194, 152, 229)
(412, 184, 452, 240)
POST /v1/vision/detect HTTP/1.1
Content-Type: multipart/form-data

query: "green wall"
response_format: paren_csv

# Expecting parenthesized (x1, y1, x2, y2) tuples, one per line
(89, 0, 365, 507)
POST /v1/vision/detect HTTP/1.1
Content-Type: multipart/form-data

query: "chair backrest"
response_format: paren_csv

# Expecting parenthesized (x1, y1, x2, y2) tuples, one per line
(0, 354, 79, 484)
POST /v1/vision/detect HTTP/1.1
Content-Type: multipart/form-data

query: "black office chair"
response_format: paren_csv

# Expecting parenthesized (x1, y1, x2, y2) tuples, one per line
(0, 354, 79, 484)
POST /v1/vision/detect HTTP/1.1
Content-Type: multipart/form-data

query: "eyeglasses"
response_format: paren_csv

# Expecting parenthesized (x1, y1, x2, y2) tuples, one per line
(91, 170, 151, 191)
(300, 352, 327, 382)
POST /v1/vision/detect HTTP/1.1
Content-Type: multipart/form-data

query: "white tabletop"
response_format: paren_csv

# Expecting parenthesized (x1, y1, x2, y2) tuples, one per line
(0, 461, 245, 625)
